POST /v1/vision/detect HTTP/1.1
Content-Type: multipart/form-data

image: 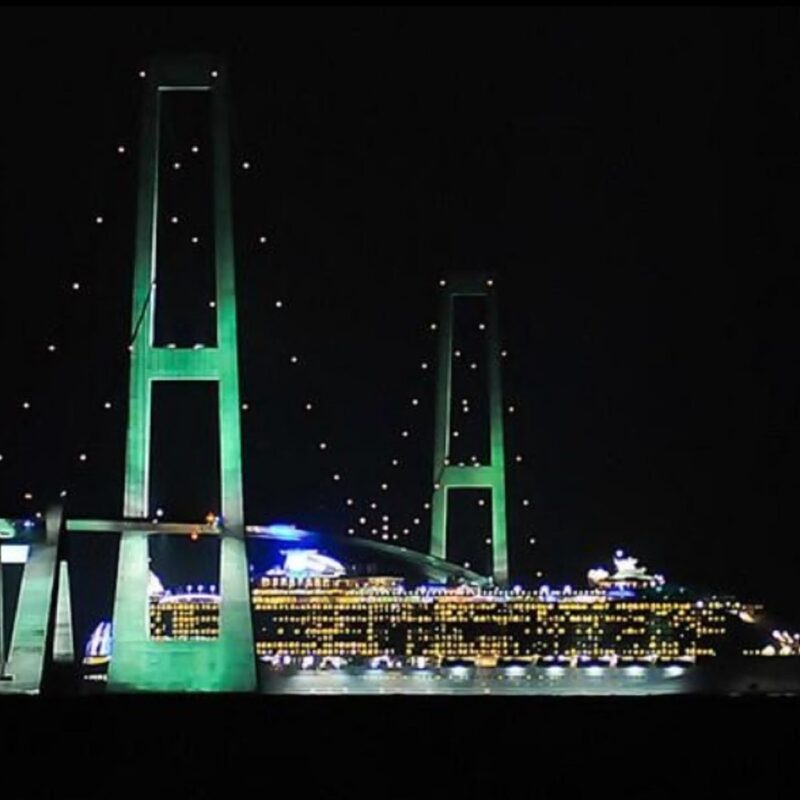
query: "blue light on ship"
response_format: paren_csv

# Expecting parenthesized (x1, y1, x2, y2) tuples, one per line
(257, 524, 310, 541)
(83, 621, 113, 665)
(608, 586, 636, 599)
(268, 549, 346, 579)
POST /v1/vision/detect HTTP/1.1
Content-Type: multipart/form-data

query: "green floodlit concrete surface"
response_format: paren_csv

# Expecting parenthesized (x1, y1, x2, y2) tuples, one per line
(110, 54, 255, 692)
(0, 508, 63, 694)
(53, 559, 74, 664)
(0, 54, 512, 694)
(430, 274, 509, 585)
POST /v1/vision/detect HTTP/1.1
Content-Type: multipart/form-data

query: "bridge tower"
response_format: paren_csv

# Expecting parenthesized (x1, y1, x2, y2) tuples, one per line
(429, 274, 509, 586)
(109, 55, 255, 691)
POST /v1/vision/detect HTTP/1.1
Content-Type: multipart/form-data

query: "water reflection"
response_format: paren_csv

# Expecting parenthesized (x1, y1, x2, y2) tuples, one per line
(259, 665, 692, 695)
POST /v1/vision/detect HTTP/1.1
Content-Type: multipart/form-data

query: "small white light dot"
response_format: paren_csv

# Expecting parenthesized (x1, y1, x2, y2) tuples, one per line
(104, 401, 112, 409)
(529, 537, 536, 545)
(464, 561, 471, 569)
(24, 493, 33, 500)
(454, 350, 461, 358)
(319, 442, 327, 450)
(191, 145, 199, 154)
(275, 300, 283, 308)
(411, 398, 419, 406)
(241, 403, 249, 411)
(0, 454, 3, 461)
(536, 571, 543, 578)
(469, 362, 478, 370)
(478, 323, 486, 330)
(305, 402, 313, 411)
(347, 528, 355, 535)
(191, 236, 199, 244)
(358, 517, 367, 525)
(242, 161, 251, 170)
(209, 301, 216, 308)
(522, 499, 530, 506)
(59, 490, 67, 498)
(403, 528, 410, 535)
(381, 515, 389, 522)
(382, 533, 389, 540)
(259, 236, 267, 244)
(401, 430, 409, 438)
(508, 405, 515, 413)
(478, 499, 485, 507)
(429, 323, 437, 330)
(79, 453, 87, 462)
(381, 524, 389, 532)
(170, 216, 179, 224)
(211, 70, 219, 78)
(433, 483, 440, 491)
(290, 355, 299, 364)
(501, 350, 508, 358)
(485, 537, 492, 545)
(72, 282, 80, 291)
(22, 402, 30, 409)
(156, 508, 164, 518)
(391, 458, 399, 466)
(117, 145, 126, 154)
(413, 518, 420, 525)
(167, 343, 176, 349)
(173, 162, 181, 170)
(452, 431, 460, 438)
(333, 473, 341, 481)
(423, 502, 431, 510)
(95, 216, 103, 224)
(515, 455, 523, 463)
(380, 483, 388, 491)
(439, 279, 446, 287)
(486, 279, 494, 287)
(138, 70, 146, 78)
(369, 502, 377, 510)
(47, 344, 56, 352)
(421, 362, 428, 370)
(346, 498, 354, 506)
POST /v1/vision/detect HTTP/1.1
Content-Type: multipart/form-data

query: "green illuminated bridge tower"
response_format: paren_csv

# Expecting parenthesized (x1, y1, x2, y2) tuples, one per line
(2, 56, 516, 694)
(108, 55, 255, 692)
(430, 275, 509, 586)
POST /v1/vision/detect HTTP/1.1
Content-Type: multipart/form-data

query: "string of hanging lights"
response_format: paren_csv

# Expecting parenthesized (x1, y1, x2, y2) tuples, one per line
(0, 65, 542, 576)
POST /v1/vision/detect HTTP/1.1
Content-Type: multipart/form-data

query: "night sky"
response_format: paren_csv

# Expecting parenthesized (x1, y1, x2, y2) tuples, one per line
(1, 7, 799, 634)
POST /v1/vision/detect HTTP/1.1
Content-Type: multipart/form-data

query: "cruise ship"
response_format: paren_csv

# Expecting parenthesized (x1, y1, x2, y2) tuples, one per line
(79, 543, 798, 687)
(251, 549, 780, 668)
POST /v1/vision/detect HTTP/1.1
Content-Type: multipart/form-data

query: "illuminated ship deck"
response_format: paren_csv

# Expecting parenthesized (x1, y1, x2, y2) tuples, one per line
(67, 537, 800, 696)
(1, 515, 784, 694)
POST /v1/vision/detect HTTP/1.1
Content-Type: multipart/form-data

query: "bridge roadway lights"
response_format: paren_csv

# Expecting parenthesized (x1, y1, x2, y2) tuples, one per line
(430, 273, 509, 586)
(111, 54, 255, 692)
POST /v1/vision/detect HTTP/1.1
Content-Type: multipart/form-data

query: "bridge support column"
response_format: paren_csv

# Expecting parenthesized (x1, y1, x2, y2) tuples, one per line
(429, 274, 509, 586)
(109, 54, 255, 692)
